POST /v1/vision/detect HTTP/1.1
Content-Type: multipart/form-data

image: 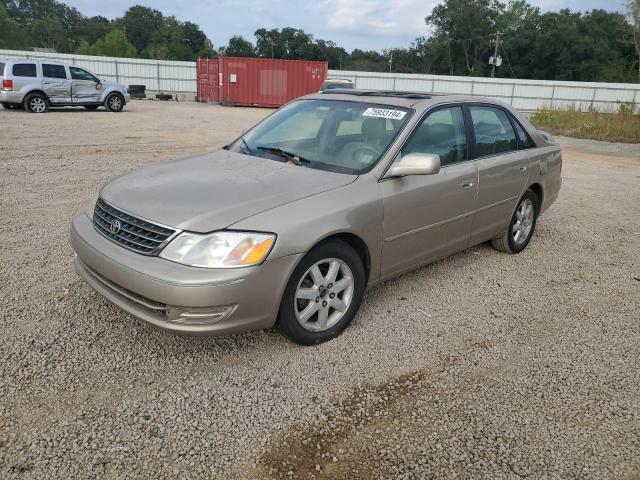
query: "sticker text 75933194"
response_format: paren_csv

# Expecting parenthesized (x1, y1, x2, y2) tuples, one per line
(362, 108, 407, 120)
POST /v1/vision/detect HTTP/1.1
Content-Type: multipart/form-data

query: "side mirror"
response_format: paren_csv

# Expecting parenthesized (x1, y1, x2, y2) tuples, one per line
(387, 152, 441, 177)
(95, 81, 103, 91)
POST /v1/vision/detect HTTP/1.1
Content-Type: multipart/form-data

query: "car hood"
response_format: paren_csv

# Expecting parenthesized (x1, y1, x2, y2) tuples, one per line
(100, 149, 356, 232)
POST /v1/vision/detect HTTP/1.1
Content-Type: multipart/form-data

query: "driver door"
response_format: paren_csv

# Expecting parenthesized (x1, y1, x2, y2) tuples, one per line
(379, 105, 478, 277)
(69, 66, 101, 103)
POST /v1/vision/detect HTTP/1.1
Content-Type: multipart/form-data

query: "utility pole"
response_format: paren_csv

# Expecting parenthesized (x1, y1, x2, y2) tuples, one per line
(490, 31, 501, 78)
(389, 52, 393, 73)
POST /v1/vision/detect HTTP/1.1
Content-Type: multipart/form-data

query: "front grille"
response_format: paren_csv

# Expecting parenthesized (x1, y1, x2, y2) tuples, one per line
(92, 198, 178, 255)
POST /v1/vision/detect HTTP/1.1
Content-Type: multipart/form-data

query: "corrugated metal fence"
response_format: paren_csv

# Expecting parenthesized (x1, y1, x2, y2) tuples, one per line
(0, 49, 195, 94)
(328, 70, 640, 112)
(2, 49, 639, 110)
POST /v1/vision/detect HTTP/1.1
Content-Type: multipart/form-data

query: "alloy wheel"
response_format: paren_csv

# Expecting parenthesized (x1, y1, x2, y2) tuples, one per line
(108, 96, 122, 110)
(513, 197, 534, 246)
(294, 258, 354, 332)
(30, 97, 46, 113)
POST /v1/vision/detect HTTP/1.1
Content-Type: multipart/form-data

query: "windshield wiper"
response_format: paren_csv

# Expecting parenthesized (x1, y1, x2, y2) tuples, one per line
(256, 146, 310, 166)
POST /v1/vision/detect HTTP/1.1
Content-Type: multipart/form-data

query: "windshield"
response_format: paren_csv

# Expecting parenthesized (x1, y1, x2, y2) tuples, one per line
(227, 99, 412, 174)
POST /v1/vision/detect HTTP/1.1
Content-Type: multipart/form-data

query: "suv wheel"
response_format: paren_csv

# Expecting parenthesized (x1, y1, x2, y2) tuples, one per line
(277, 239, 366, 345)
(24, 93, 49, 113)
(105, 93, 124, 112)
(491, 189, 539, 254)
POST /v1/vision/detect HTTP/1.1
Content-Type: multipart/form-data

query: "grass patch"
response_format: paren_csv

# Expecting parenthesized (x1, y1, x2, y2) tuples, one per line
(530, 104, 640, 143)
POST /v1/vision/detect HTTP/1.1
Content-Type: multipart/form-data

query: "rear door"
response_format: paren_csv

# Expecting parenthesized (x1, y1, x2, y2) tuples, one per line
(69, 66, 101, 103)
(468, 105, 529, 244)
(40, 63, 71, 104)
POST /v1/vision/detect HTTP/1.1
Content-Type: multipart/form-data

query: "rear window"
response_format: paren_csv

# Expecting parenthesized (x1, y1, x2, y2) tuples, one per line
(0, 62, 5, 77)
(42, 64, 67, 79)
(12, 63, 37, 77)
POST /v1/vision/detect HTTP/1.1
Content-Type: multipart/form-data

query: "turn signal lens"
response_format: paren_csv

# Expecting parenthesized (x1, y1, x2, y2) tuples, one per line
(2, 79, 12, 90)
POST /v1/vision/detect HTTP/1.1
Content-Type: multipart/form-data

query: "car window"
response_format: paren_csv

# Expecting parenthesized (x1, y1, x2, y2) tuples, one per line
(470, 106, 517, 157)
(402, 106, 467, 166)
(513, 120, 536, 149)
(12, 63, 37, 77)
(69, 67, 97, 82)
(231, 99, 412, 174)
(42, 64, 67, 79)
(0, 62, 5, 76)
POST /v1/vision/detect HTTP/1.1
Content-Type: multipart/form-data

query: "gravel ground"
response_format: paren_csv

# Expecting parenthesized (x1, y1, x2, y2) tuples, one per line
(1, 101, 639, 480)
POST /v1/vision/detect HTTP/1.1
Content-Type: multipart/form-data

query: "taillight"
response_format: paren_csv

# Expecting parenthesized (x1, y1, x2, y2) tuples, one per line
(2, 79, 12, 90)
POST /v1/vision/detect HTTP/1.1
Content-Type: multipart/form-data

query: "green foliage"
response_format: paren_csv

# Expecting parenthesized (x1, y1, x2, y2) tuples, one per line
(0, 0, 214, 59)
(223, 35, 255, 57)
(531, 105, 640, 143)
(1, 0, 639, 84)
(75, 29, 136, 58)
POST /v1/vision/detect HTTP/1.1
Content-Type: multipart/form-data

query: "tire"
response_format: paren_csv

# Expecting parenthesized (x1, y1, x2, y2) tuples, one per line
(491, 189, 539, 254)
(105, 93, 124, 112)
(84, 105, 99, 110)
(24, 93, 49, 113)
(276, 239, 366, 345)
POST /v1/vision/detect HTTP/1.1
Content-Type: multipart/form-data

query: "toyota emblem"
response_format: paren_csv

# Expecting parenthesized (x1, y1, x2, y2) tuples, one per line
(110, 219, 122, 234)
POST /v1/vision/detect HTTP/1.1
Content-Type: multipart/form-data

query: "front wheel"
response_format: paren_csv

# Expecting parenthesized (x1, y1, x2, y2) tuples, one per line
(491, 189, 539, 254)
(105, 93, 124, 112)
(277, 239, 366, 345)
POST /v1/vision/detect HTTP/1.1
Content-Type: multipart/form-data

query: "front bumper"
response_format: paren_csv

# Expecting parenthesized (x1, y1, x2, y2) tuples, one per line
(70, 214, 301, 335)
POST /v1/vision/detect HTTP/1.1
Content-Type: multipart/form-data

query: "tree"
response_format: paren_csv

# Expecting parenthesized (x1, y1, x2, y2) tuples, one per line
(0, 3, 30, 49)
(76, 29, 136, 57)
(117, 5, 163, 55)
(223, 35, 255, 57)
(628, 0, 640, 81)
(426, 0, 503, 76)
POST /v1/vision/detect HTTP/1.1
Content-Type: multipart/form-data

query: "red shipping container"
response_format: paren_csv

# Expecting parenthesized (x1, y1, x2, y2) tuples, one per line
(197, 58, 220, 103)
(197, 57, 327, 107)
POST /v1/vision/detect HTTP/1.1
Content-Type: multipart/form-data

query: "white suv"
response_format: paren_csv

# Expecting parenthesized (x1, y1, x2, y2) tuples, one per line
(0, 59, 130, 113)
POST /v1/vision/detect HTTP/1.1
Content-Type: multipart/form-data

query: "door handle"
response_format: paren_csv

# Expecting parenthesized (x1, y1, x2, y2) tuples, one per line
(519, 166, 528, 172)
(41, 81, 52, 85)
(462, 178, 475, 189)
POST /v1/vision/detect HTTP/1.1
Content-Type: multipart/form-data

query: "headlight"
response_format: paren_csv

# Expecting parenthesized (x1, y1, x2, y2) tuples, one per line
(159, 231, 276, 268)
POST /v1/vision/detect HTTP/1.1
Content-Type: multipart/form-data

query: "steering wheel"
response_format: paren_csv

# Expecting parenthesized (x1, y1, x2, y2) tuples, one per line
(339, 143, 381, 167)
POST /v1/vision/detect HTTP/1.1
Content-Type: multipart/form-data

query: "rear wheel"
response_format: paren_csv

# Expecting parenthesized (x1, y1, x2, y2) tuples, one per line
(277, 240, 366, 345)
(105, 93, 124, 112)
(491, 189, 539, 254)
(24, 93, 49, 113)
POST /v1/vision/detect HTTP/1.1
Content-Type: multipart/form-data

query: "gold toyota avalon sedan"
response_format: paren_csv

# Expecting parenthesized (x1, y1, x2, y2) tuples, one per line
(70, 90, 562, 344)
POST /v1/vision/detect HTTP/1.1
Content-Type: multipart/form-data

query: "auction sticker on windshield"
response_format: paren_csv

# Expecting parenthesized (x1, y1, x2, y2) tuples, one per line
(362, 108, 407, 120)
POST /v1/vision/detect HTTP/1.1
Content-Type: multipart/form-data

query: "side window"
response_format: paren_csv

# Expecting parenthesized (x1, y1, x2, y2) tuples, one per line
(513, 120, 536, 149)
(12, 63, 37, 77)
(402, 106, 467, 166)
(42, 64, 67, 79)
(470, 106, 518, 157)
(69, 67, 97, 82)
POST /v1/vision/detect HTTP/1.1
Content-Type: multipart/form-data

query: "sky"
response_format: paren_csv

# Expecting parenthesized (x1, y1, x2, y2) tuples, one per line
(63, 0, 628, 52)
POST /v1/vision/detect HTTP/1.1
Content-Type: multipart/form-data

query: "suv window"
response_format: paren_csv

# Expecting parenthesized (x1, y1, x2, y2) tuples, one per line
(403, 106, 467, 166)
(470, 106, 517, 157)
(0, 62, 5, 76)
(69, 67, 97, 82)
(12, 63, 37, 77)
(513, 120, 536, 149)
(42, 64, 67, 79)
